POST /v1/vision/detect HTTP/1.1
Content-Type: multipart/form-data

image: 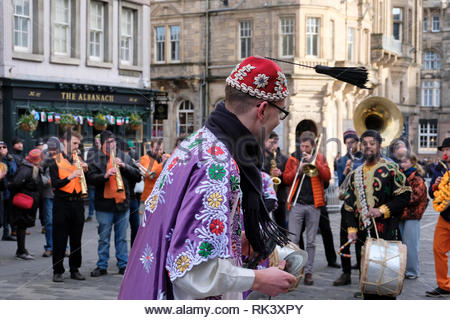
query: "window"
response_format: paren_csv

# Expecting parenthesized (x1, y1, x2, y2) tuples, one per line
(393, 8, 402, 41)
(13, 0, 32, 52)
(155, 26, 165, 62)
(177, 100, 194, 135)
(170, 25, 180, 61)
(423, 16, 427, 32)
(280, 17, 294, 57)
(347, 27, 354, 61)
(53, 0, 71, 55)
(422, 81, 440, 107)
(152, 118, 164, 138)
(306, 18, 320, 57)
(423, 51, 440, 70)
(89, 1, 104, 60)
(419, 119, 438, 152)
(120, 8, 134, 64)
(330, 20, 335, 60)
(239, 21, 252, 59)
(432, 16, 440, 32)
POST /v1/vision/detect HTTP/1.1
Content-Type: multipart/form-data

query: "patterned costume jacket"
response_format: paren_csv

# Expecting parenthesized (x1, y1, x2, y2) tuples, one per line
(343, 159, 411, 240)
(118, 127, 242, 300)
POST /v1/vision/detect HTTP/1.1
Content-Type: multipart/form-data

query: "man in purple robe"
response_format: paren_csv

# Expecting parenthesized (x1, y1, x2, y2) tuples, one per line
(118, 56, 296, 300)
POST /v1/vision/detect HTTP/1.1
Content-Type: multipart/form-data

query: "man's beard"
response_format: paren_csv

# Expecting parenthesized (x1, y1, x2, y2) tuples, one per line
(363, 152, 379, 162)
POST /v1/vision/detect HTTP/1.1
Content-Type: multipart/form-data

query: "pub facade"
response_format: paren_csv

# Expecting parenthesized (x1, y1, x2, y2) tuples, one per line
(0, 0, 167, 154)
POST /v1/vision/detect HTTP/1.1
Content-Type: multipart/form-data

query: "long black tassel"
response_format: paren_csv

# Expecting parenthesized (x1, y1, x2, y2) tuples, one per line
(265, 57, 369, 89)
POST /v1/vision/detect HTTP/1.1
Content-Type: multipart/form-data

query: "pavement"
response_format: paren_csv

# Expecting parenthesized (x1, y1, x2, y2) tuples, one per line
(0, 203, 448, 300)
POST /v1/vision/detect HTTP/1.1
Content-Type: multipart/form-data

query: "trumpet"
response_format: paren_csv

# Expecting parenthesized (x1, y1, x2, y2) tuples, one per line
(132, 158, 156, 179)
(72, 150, 89, 198)
(110, 149, 124, 192)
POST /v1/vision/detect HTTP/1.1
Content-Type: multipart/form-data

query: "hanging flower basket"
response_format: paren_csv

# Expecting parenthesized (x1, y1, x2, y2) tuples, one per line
(94, 123, 108, 131)
(128, 113, 143, 131)
(94, 113, 108, 131)
(17, 113, 38, 132)
(58, 114, 78, 133)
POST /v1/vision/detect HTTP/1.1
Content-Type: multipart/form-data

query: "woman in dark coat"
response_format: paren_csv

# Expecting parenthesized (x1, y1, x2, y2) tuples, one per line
(9, 149, 43, 260)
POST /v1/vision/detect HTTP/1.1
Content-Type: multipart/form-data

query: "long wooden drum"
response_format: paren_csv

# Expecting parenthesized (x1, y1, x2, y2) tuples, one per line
(360, 238, 407, 297)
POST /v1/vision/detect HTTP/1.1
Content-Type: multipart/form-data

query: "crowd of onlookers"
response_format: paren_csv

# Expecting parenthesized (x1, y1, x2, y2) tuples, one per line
(0, 132, 183, 283)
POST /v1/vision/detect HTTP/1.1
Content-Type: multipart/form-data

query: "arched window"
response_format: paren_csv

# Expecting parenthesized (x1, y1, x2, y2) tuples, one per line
(177, 100, 194, 135)
(423, 51, 440, 70)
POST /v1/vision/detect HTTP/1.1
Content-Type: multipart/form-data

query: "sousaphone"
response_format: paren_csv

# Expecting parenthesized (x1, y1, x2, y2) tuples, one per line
(354, 96, 404, 147)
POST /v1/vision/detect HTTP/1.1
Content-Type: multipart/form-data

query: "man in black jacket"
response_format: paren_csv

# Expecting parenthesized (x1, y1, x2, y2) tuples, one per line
(87, 130, 140, 277)
(48, 131, 87, 282)
(262, 132, 288, 228)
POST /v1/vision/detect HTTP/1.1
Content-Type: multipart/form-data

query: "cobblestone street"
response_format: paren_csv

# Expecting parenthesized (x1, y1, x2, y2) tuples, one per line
(0, 204, 448, 300)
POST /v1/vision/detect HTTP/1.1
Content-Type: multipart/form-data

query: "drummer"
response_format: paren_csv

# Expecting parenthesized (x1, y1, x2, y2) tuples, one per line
(342, 130, 411, 299)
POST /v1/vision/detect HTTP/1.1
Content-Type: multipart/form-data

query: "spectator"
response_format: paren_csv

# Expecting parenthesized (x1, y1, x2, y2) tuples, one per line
(9, 149, 44, 260)
(87, 130, 140, 277)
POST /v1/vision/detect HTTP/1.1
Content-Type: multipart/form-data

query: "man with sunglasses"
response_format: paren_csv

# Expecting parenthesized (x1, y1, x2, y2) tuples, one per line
(119, 56, 296, 300)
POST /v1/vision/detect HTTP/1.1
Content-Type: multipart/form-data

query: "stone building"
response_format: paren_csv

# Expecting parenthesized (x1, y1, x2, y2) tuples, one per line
(417, 0, 450, 161)
(150, 0, 423, 170)
(0, 0, 161, 152)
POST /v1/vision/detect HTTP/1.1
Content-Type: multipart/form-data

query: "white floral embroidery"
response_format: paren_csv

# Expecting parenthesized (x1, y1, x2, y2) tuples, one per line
(253, 73, 269, 88)
(140, 244, 154, 274)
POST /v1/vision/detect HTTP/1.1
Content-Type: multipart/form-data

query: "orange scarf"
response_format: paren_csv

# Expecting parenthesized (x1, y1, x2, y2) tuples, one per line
(103, 156, 126, 204)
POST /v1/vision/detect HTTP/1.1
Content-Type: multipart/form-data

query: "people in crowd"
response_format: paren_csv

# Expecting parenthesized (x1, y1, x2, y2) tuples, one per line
(284, 131, 331, 285)
(140, 138, 170, 202)
(262, 131, 288, 228)
(343, 130, 411, 299)
(10, 136, 24, 166)
(0, 141, 17, 241)
(426, 137, 450, 297)
(41, 137, 59, 258)
(399, 153, 428, 280)
(333, 129, 363, 286)
(85, 134, 101, 222)
(48, 131, 88, 282)
(9, 149, 44, 260)
(87, 130, 140, 277)
(124, 139, 141, 247)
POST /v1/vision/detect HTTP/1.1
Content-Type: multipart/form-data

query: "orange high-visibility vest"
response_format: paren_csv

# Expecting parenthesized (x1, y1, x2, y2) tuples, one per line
(56, 155, 81, 194)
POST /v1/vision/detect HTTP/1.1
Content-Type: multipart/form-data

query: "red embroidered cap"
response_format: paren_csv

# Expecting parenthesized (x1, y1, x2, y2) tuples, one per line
(226, 56, 289, 102)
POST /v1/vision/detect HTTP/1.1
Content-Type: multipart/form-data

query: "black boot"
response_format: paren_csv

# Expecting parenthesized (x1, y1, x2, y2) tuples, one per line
(333, 273, 351, 286)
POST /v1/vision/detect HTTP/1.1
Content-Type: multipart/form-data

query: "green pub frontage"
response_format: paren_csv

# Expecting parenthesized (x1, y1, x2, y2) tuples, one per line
(0, 79, 168, 154)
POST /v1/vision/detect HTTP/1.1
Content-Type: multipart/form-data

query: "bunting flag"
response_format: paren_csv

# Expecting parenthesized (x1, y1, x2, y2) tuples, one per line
(33, 110, 40, 121)
(109, 115, 115, 125)
(116, 117, 124, 126)
(40, 111, 47, 122)
(125, 117, 130, 124)
(87, 116, 94, 126)
(54, 113, 61, 123)
(76, 115, 83, 125)
(48, 112, 54, 123)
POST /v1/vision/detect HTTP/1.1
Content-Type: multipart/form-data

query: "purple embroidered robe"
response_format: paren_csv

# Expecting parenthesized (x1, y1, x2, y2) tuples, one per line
(118, 127, 242, 299)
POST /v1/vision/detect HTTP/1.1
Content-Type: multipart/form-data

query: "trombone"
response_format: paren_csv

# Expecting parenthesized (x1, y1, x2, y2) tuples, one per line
(287, 134, 323, 209)
(132, 158, 157, 179)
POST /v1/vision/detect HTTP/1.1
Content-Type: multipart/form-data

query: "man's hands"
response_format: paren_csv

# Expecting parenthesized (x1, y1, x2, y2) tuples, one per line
(271, 168, 282, 177)
(348, 232, 358, 243)
(68, 169, 83, 180)
(366, 208, 382, 219)
(252, 260, 296, 297)
(343, 159, 352, 175)
(114, 157, 125, 168)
